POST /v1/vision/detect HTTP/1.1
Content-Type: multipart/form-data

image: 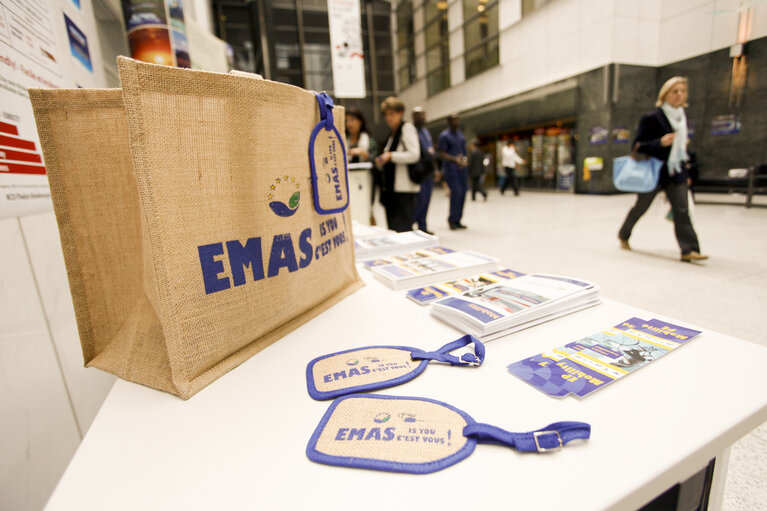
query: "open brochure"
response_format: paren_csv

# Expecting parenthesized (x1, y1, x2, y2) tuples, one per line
(370, 250, 500, 290)
(406, 268, 526, 305)
(354, 230, 438, 261)
(430, 274, 600, 340)
(507, 317, 702, 398)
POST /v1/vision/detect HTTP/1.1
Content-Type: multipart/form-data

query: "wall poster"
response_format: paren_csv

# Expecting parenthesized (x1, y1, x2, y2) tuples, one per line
(0, 0, 103, 218)
(327, 0, 366, 98)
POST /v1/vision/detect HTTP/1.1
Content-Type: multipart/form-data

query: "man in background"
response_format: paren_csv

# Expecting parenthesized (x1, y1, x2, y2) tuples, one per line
(468, 138, 488, 201)
(438, 114, 468, 230)
(412, 107, 437, 234)
(501, 138, 526, 196)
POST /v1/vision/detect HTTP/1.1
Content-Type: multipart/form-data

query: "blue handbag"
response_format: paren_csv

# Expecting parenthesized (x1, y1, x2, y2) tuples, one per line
(613, 151, 663, 193)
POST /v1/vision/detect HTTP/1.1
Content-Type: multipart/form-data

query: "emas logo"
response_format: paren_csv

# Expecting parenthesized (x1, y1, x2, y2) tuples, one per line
(268, 175, 300, 217)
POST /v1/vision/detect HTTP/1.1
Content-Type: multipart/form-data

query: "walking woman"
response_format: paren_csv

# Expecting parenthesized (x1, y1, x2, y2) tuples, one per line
(375, 96, 420, 232)
(618, 76, 707, 262)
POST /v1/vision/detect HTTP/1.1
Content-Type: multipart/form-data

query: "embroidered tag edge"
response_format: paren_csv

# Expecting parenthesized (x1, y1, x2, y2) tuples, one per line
(306, 394, 478, 474)
(306, 346, 430, 400)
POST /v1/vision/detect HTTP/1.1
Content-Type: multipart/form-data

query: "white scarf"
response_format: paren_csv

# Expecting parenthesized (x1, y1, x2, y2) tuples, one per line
(660, 102, 688, 175)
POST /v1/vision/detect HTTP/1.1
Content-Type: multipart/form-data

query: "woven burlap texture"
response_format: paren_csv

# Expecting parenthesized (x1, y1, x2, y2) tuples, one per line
(315, 397, 468, 463)
(29, 57, 363, 399)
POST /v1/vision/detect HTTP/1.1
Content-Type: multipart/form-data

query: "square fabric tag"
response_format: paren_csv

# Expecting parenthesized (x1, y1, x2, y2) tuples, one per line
(306, 335, 485, 400)
(307, 346, 429, 400)
(307, 394, 475, 474)
(307, 394, 591, 474)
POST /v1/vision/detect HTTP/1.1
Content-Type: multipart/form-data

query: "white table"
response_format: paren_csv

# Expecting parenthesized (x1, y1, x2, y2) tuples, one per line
(347, 162, 372, 225)
(45, 269, 767, 510)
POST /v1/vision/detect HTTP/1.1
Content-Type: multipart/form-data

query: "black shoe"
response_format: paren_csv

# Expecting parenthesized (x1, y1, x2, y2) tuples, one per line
(456, 223, 467, 229)
(420, 228, 434, 235)
(449, 222, 459, 230)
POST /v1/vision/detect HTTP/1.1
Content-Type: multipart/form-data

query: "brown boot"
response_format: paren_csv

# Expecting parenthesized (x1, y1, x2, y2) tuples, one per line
(681, 251, 708, 262)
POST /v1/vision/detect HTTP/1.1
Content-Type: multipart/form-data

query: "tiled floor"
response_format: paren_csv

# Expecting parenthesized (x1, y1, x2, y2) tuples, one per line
(372, 186, 767, 510)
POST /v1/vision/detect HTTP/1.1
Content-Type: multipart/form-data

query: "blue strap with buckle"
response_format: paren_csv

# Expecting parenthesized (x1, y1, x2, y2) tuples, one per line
(410, 334, 485, 367)
(463, 421, 591, 453)
(307, 394, 593, 474)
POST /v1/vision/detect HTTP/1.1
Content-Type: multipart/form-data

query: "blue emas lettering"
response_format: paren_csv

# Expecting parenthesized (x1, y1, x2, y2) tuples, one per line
(197, 228, 313, 294)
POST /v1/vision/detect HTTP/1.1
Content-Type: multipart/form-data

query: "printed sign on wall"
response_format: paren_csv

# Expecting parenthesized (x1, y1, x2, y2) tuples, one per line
(710, 114, 740, 136)
(327, 0, 366, 98)
(0, 0, 103, 218)
(588, 126, 608, 145)
(121, 0, 189, 68)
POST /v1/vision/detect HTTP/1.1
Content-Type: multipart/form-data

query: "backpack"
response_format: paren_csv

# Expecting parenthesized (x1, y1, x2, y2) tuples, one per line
(405, 129, 434, 185)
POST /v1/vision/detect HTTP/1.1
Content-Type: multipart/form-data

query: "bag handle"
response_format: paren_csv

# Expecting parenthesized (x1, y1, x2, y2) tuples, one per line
(630, 142, 649, 162)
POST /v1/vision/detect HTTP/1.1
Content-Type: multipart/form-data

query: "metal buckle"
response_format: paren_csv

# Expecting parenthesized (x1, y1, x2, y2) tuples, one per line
(533, 430, 563, 452)
(461, 353, 480, 366)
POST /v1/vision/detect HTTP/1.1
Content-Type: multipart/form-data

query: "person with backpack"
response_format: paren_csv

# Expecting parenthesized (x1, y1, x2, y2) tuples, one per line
(375, 96, 421, 232)
(411, 107, 437, 234)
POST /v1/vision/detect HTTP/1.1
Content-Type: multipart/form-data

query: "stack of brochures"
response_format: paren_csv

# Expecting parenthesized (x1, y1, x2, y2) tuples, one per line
(406, 268, 526, 305)
(370, 250, 500, 290)
(351, 221, 393, 240)
(430, 274, 600, 340)
(354, 230, 438, 261)
(363, 246, 456, 269)
(507, 317, 702, 398)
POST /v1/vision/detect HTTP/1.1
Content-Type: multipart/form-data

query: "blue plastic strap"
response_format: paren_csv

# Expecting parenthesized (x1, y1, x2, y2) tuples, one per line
(462, 421, 591, 453)
(410, 335, 485, 367)
(315, 92, 335, 131)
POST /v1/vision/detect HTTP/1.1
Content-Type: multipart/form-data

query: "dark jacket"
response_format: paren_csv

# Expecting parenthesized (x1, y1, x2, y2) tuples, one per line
(467, 149, 486, 178)
(633, 107, 688, 186)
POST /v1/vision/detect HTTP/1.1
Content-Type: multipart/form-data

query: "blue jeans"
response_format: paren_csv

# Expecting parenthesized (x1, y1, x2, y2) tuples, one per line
(443, 169, 468, 224)
(413, 174, 433, 230)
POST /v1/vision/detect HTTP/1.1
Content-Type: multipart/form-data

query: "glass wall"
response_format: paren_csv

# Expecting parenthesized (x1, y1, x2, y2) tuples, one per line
(463, 0, 498, 80)
(396, 0, 415, 88)
(423, 0, 449, 95)
(213, 0, 395, 124)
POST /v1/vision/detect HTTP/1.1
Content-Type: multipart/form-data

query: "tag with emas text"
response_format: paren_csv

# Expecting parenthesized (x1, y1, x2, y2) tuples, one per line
(306, 394, 591, 474)
(309, 92, 349, 215)
(306, 335, 485, 400)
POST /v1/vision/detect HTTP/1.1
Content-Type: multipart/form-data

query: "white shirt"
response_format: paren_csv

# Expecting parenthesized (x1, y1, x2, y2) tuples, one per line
(502, 145, 525, 168)
(383, 122, 421, 193)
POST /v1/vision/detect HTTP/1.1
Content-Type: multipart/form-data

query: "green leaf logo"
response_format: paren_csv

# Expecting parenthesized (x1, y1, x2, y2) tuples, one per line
(289, 191, 300, 209)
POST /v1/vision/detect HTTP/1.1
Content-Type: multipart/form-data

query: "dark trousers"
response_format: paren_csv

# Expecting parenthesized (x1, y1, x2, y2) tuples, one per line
(471, 175, 487, 200)
(501, 167, 519, 195)
(618, 181, 700, 255)
(385, 192, 418, 232)
(444, 169, 468, 224)
(413, 175, 433, 231)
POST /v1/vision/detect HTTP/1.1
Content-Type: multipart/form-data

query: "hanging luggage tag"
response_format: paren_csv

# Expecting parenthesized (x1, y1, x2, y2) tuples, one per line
(306, 394, 591, 474)
(306, 335, 485, 400)
(308, 92, 350, 214)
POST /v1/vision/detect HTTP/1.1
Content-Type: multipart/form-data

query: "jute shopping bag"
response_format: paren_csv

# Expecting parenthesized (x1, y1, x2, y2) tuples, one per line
(29, 57, 363, 399)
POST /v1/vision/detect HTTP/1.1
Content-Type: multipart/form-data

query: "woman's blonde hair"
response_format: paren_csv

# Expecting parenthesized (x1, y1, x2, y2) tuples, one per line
(656, 76, 689, 107)
(380, 96, 405, 113)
